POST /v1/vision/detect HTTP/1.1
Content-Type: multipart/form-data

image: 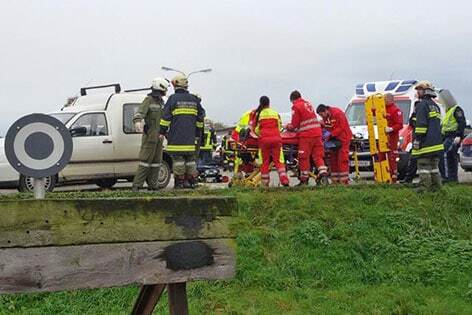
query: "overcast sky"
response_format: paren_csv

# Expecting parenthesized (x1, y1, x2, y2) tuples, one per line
(1, 0, 471, 135)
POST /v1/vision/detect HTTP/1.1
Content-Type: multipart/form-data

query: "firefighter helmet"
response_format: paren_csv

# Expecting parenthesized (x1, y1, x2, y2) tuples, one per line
(415, 81, 436, 97)
(171, 75, 189, 89)
(151, 77, 169, 93)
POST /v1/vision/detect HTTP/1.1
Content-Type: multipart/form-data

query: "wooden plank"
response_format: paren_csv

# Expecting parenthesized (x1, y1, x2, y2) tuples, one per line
(131, 284, 166, 315)
(168, 283, 189, 315)
(0, 239, 235, 294)
(0, 197, 236, 248)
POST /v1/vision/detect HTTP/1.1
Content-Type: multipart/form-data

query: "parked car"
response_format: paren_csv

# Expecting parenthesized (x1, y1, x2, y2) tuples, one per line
(460, 133, 472, 172)
(0, 84, 173, 192)
(345, 80, 446, 179)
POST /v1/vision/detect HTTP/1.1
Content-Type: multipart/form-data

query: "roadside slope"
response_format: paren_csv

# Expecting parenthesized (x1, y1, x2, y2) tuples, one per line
(1, 185, 472, 314)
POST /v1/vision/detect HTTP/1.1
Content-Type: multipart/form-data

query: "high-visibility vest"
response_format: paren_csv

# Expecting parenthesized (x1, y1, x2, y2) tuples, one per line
(441, 105, 459, 134)
(201, 131, 214, 151)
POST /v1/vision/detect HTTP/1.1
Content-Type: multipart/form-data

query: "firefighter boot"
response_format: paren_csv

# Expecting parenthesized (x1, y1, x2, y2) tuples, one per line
(174, 175, 186, 189)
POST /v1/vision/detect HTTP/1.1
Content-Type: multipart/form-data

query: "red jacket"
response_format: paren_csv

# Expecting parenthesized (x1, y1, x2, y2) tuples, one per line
(385, 102, 404, 148)
(291, 98, 322, 138)
(385, 102, 403, 133)
(255, 107, 282, 140)
(323, 106, 352, 143)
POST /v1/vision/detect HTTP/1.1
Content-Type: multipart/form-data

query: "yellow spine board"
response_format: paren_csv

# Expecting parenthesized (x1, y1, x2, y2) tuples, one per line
(365, 96, 378, 155)
(365, 94, 392, 183)
(373, 94, 389, 153)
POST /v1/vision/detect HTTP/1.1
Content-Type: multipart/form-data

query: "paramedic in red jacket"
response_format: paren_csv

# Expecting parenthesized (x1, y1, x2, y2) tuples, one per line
(254, 96, 289, 187)
(383, 93, 404, 183)
(316, 104, 353, 184)
(288, 90, 328, 185)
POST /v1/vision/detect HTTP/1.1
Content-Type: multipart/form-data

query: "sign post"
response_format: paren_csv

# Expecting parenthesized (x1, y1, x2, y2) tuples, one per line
(4, 113, 73, 198)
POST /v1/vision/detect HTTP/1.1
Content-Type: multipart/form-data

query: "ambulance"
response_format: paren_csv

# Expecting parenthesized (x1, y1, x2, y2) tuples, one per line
(345, 80, 446, 179)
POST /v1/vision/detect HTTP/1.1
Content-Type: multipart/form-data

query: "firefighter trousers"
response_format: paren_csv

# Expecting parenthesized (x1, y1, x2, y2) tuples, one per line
(259, 138, 289, 186)
(298, 136, 327, 182)
(133, 137, 163, 189)
(418, 155, 442, 191)
(172, 154, 198, 178)
(330, 141, 350, 184)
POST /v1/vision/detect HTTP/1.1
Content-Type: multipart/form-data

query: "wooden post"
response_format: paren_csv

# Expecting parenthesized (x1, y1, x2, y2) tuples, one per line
(132, 284, 166, 315)
(168, 282, 189, 315)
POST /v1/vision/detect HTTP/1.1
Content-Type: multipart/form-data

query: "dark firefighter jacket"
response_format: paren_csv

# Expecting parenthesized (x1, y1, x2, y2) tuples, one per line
(411, 97, 444, 157)
(159, 89, 205, 154)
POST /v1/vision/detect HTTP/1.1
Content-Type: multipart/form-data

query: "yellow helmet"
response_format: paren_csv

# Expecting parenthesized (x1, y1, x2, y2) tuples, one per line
(171, 75, 189, 89)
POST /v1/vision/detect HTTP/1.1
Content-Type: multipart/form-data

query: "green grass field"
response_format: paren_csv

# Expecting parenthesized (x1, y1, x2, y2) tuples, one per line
(1, 185, 472, 314)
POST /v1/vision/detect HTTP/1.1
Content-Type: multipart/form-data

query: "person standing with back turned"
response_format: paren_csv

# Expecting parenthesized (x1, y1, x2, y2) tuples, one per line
(254, 96, 289, 187)
(288, 90, 328, 185)
(159, 75, 205, 189)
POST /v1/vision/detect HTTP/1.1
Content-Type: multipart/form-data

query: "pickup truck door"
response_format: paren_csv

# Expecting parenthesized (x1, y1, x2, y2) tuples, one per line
(62, 112, 115, 180)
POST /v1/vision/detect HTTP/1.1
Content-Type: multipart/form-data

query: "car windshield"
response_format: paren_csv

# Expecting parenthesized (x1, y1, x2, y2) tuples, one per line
(345, 100, 411, 126)
(49, 113, 76, 125)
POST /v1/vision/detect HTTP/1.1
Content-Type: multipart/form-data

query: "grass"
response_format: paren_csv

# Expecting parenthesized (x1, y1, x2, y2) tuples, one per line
(1, 185, 472, 314)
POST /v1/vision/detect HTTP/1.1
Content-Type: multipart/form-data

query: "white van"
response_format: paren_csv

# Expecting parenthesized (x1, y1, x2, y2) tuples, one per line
(344, 80, 446, 178)
(0, 84, 173, 192)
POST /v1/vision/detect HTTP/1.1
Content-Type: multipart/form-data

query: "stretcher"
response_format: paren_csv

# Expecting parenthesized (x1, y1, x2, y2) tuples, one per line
(226, 130, 329, 187)
(365, 94, 392, 183)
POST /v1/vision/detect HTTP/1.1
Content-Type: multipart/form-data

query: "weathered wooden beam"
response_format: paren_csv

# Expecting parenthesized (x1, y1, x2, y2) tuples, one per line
(0, 239, 235, 294)
(168, 283, 189, 315)
(131, 284, 166, 315)
(0, 197, 236, 248)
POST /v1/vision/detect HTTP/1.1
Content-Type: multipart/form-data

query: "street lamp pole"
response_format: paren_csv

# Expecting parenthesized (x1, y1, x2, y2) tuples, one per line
(161, 66, 212, 78)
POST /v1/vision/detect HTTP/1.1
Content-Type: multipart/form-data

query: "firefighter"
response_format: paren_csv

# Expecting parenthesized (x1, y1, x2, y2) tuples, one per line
(199, 121, 217, 164)
(288, 90, 328, 185)
(383, 93, 404, 183)
(438, 90, 467, 183)
(132, 77, 169, 192)
(316, 104, 353, 184)
(159, 75, 205, 189)
(254, 96, 289, 187)
(411, 81, 444, 192)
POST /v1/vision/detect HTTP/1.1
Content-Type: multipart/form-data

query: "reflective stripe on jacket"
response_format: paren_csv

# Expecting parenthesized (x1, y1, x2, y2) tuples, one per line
(291, 98, 322, 138)
(159, 90, 205, 153)
(255, 107, 282, 139)
(441, 105, 461, 135)
(412, 97, 443, 157)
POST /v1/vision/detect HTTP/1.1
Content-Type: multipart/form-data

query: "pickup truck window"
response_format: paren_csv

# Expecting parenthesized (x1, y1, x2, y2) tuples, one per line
(123, 103, 141, 134)
(70, 113, 108, 137)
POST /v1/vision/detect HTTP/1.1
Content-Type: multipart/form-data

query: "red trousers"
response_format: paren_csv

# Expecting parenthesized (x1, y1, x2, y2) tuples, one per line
(298, 136, 327, 182)
(259, 138, 289, 186)
(379, 135, 399, 183)
(330, 141, 350, 184)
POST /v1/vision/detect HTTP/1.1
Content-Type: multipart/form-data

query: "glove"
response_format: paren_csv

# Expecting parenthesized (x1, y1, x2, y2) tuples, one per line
(159, 134, 166, 141)
(134, 121, 144, 133)
(454, 136, 461, 145)
(413, 140, 420, 150)
(385, 127, 394, 134)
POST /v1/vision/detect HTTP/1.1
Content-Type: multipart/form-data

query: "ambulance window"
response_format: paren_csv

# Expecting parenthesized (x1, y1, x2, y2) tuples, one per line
(70, 113, 108, 137)
(123, 103, 141, 134)
(345, 102, 366, 126)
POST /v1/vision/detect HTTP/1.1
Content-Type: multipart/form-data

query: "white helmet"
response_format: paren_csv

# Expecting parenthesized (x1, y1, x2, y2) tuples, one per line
(151, 77, 170, 93)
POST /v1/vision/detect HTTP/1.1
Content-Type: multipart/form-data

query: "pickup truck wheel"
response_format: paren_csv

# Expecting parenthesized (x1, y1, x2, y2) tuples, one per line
(157, 160, 171, 189)
(96, 178, 117, 189)
(19, 175, 56, 193)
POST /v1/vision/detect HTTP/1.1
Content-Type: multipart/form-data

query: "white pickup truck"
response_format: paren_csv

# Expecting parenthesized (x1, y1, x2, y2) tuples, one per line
(0, 84, 173, 192)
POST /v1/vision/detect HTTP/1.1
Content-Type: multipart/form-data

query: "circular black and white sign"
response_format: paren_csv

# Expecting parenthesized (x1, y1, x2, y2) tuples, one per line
(5, 114, 73, 178)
